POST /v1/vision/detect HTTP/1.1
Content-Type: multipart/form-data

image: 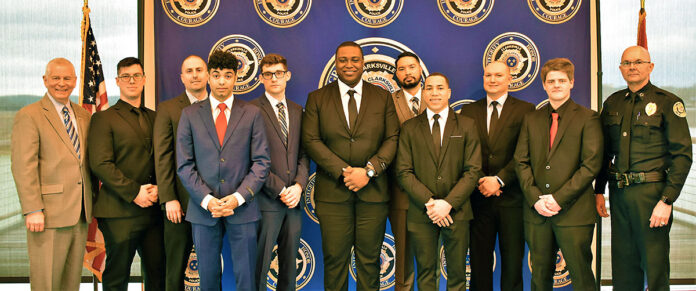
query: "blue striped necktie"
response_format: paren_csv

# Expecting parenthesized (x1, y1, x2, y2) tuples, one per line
(277, 102, 288, 147)
(61, 106, 81, 159)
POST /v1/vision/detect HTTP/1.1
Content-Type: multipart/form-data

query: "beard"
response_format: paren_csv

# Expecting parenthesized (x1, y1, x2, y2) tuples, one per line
(398, 76, 421, 90)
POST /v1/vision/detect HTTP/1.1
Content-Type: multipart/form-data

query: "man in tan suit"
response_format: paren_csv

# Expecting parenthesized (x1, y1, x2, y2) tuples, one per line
(389, 51, 425, 291)
(11, 58, 94, 290)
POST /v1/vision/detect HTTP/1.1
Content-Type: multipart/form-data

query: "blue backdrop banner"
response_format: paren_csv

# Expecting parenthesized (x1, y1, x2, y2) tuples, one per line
(155, 1, 591, 290)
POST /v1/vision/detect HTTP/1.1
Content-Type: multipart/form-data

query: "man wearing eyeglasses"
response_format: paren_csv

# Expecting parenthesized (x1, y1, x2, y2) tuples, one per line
(177, 50, 270, 291)
(154, 55, 208, 291)
(250, 53, 309, 291)
(595, 46, 692, 290)
(88, 57, 165, 290)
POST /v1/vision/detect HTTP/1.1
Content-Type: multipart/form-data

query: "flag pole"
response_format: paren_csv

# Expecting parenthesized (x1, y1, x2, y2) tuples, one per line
(79, 0, 90, 107)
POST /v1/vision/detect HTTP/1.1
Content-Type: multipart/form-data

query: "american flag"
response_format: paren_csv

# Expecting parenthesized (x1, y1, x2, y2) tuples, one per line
(79, 17, 109, 113)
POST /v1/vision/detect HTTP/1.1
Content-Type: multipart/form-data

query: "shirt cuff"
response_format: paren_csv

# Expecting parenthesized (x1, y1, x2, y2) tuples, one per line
(201, 194, 215, 211)
(278, 187, 287, 197)
(24, 209, 43, 216)
(233, 192, 246, 206)
(495, 176, 505, 187)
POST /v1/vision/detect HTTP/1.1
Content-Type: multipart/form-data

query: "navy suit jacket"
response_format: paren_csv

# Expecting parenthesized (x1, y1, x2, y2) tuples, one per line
(176, 97, 271, 226)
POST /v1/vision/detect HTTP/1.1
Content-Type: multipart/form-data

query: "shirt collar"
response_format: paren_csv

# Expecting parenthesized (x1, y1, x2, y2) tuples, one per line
(264, 92, 287, 109)
(403, 88, 422, 102)
(548, 98, 571, 116)
(185, 90, 206, 104)
(338, 79, 363, 98)
(426, 107, 449, 121)
(209, 94, 234, 111)
(46, 92, 72, 112)
(486, 93, 508, 107)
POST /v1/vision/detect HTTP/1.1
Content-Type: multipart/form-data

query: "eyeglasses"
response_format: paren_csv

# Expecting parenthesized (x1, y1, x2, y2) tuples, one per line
(260, 71, 287, 80)
(118, 73, 144, 82)
(620, 60, 651, 67)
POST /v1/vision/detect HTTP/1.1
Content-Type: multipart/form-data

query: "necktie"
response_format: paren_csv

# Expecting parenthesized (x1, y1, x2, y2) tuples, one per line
(61, 106, 81, 159)
(347, 89, 358, 129)
(433, 114, 441, 158)
(277, 102, 288, 147)
(549, 112, 559, 149)
(617, 94, 636, 172)
(489, 100, 499, 137)
(215, 103, 227, 146)
(133, 108, 151, 138)
(410, 97, 419, 116)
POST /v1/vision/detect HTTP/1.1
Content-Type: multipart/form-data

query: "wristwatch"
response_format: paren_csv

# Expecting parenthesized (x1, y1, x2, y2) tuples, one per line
(366, 167, 376, 178)
(660, 196, 673, 205)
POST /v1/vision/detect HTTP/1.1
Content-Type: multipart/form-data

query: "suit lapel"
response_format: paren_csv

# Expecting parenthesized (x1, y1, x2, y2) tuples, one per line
(474, 100, 490, 151)
(489, 97, 515, 147)
(288, 102, 301, 155)
(259, 97, 286, 147)
(114, 103, 150, 150)
(177, 93, 191, 110)
(72, 101, 89, 161)
(548, 101, 578, 159)
(438, 110, 456, 167)
(330, 84, 351, 134)
(197, 99, 221, 150)
(394, 90, 413, 120)
(352, 83, 370, 135)
(40, 96, 79, 160)
(222, 99, 246, 148)
(418, 115, 438, 165)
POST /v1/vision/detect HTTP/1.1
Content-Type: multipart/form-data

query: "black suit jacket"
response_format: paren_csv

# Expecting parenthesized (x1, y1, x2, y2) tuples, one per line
(250, 95, 310, 211)
(89, 100, 158, 218)
(154, 92, 192, 210)
(514, 100, 603, 226)
(302, 81, 400, 203)
(459, 96, 534, 208)
(396, 109, 482, 222)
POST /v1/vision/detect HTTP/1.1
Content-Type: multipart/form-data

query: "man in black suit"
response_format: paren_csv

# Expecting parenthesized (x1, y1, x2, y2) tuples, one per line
(302, 41, 400, 291)
(153, 55, 208, 291)
(396, 73, 482, 290)
(514, 58, 602, 291)
(89, 57, 164, 291)
(251, 53, 309, 291)
(460, 61, 534, 291)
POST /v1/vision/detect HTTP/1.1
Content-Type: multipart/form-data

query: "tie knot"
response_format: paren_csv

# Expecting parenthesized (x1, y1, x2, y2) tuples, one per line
(347, 89, 356, 98)
(276, 102, 285, 110)
(551, 112, 559, 120)
(491, 100, 499, 107)
(218, 103, 227, 111)
(62, 106, 69, 114)
(433, 113, 440, 121)
(411, 97, 419, 104)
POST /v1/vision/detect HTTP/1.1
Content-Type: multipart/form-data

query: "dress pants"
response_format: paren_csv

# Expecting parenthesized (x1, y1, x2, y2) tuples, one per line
(255, 208, 303, 291)
(408, 219, 469, 291)
(388, 208, 415, 291)
(163, 214, 193, 291)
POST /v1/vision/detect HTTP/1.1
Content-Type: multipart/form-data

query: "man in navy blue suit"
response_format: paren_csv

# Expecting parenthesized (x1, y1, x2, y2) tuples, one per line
(177, 50, 271, 291)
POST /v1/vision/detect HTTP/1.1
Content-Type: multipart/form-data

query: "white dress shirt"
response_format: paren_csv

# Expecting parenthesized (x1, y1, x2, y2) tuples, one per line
(264, 92, 289, 134)
(486, 93, 508, 133)
(337, 79, 363, 128)
(185, 90, 207, 104)
(426, 107, 449, 146)
(47, 93, 79, 138)
(404, 89, 422, 112)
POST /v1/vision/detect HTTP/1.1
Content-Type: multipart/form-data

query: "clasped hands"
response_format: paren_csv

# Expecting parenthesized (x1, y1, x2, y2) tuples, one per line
(279, 183, 303, 208)
(478, 176, 502, 197)
(207, 195, 239, 218)
(534, 194, 561, 217)
(342, 166, 369, 192)
(426, 198, 454, 228)
(133, 184, 158, 208)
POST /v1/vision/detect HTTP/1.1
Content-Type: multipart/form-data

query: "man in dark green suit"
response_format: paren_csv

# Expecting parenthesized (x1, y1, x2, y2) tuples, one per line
(514, 58, 602, 291)
(595, 46, 692, 291)
(153, 55, 208, 291)
(460, 61, 534, 291)
(396, 73, 482, 290)
(89, 57, 164, 291)
(302, 41, 400, 291)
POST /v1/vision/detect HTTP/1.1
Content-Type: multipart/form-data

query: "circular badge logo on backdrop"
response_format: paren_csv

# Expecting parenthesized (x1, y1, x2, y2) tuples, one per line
(346, 0, 404, 28)
(184, 246, 224, 290)
(450, 99, 476, 114)
(527, 0, 581, 24)
(210, 35, 265, 94)
(255, 0, 312, 28)
(349, 234, 396, 290)
(302, 173, 319, 224)
(528, 249, 572, 287)
(439, 247, 495, 286)
(318, 37, 429, 92)
(162, 0, 220, 27)
(437, 0, 495, 26)
(265, 239, 316, 290)
(483, 32, 540, 92)
(536, 99, 549, 109)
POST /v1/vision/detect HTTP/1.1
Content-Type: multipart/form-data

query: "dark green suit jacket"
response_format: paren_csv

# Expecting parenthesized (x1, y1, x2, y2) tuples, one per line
(514, 99, 603, 226)
(302, 81, 400, 203)
(396, 109, 482, 223)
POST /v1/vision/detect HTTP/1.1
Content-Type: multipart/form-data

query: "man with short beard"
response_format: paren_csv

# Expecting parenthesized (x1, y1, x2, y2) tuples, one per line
(389, 51, 425, 291)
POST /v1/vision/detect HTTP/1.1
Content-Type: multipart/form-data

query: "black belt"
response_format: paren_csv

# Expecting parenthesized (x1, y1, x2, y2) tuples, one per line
(608, 171, 665, 188)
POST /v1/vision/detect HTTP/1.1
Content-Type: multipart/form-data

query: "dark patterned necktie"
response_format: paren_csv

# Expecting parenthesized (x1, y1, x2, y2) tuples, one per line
(410, 97, 419, 116)
(277, 102, 288, 147)
(347, 89, 358, 129)
(433, 114, 441, 157)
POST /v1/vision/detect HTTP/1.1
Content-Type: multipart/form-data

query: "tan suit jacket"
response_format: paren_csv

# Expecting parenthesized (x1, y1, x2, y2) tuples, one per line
(12, 94, 94, 227)
(390, 89, 425, 210)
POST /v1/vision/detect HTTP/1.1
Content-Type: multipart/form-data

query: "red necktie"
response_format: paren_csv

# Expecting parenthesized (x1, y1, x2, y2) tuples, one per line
(215, 103, 227, 146)
(549, 112, 559, 149)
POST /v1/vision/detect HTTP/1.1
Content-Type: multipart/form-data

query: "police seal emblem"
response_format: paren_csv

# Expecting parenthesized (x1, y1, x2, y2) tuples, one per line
(302, 173, 319, 224)
(673, 101, 687, 118)
(439, 246, 494, 285)
(319, 37, 429, 92)
(184, 246, 199, 290)
(645, 102, 657, 116)
(255, 0, 312, 28)
(265, 239, 316, 290)
(527, 0, 582, 24)
(346, 0, 404, 28)
(437, 0, 495, 27)
(483, 32, 540, 91)
(350, 234, 396, 290)
(162, 0, 220, 27)
(209, 35, 265, 94)
(528, 249, 572, 287)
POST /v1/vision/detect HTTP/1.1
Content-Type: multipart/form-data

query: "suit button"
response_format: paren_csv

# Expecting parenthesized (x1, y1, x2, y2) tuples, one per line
(437, 176, 442, 180)
(545, 184, 550, 188)
(546, 165, 550, 170)
(489, 154, 494, 159)
(220, 158, 225, 162)
(77, 181, 82, 185)
(622, 132, 627, 137)
(220, 179, 225, 184)
(350, 138, 355, 142)
(286, 170, 291, 174)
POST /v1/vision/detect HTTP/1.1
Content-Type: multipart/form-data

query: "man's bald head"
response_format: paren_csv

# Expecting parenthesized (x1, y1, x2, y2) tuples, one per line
(45, 58, 75, 76)
(483, 61, 512, 99)
(621, 46, 651, 62)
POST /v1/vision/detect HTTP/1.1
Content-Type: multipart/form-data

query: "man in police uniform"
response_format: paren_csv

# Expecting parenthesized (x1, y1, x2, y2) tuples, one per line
(595, 46, 692, 291)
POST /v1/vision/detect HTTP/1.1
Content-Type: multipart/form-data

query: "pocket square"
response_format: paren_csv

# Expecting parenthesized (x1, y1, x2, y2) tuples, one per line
(450, 135, 462, 138)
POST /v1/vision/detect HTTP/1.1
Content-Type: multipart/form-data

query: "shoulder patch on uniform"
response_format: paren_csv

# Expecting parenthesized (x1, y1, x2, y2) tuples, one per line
(673, 102, 687, 118)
